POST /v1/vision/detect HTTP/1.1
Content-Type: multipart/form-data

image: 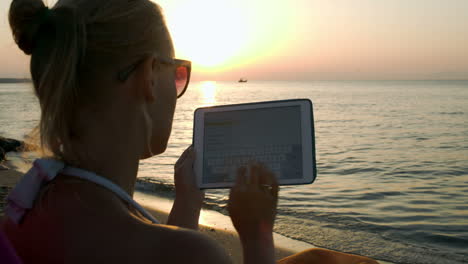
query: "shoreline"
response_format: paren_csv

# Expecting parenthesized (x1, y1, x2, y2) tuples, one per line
(135, 191, 300, 262)
(135, 191, 393, 264)
(0, 154, 393, 264)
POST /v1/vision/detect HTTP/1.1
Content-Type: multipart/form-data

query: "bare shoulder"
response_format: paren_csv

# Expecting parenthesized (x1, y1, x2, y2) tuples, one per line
(46, 179, 231, 263)
(61, 197, 231, 263)
(134, 221, 233, 264)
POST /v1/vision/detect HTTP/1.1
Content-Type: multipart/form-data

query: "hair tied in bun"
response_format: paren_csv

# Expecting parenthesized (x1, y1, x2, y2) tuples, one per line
(28, 6, 52, 51)
(33, 6, 51, 28)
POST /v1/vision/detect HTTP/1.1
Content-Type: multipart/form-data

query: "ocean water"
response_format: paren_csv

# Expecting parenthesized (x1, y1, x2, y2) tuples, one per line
(1, 81, 467, 264)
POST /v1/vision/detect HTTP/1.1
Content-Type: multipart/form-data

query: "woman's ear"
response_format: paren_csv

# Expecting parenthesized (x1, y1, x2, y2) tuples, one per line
(135, 56, 157, 102)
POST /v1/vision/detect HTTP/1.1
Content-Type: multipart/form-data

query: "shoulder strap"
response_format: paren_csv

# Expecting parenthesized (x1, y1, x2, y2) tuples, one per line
(6, 158, 159, 225)
(61, 167, 160, 224)
(62, 167, 159, 224)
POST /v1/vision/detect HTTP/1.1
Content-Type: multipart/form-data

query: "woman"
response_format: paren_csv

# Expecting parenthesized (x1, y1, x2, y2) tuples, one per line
(2, 0, 378, 263)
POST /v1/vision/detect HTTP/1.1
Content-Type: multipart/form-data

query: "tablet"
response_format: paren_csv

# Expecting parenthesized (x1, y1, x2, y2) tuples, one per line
(193, 99, 316, 189)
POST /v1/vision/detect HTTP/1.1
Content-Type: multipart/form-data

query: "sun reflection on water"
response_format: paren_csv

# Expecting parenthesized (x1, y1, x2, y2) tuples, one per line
(199, 81, 218, 106)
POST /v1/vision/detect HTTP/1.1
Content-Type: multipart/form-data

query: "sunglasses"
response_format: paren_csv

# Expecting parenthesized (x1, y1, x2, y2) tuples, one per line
(117, 57, 191, 98)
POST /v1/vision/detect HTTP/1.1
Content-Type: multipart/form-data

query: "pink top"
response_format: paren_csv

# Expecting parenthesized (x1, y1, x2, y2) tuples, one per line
(1, 158, 158, 263)
(0, 230, 22, 264)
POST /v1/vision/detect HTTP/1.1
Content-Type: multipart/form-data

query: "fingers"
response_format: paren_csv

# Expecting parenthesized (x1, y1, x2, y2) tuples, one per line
(248, 163, 260, 185)
(251, 162, 276, 184)
(255, 163, 279, 197)
(236, 166, 247, 185)
(271, 180, 279, 199)
(186, 146, 195, 161)
(232, 166, 247, 192)
(232, 162, 278, 197)
(260, 163, 279, 197)
(175, 145, 194, 168)
(257, 163, 271, 183)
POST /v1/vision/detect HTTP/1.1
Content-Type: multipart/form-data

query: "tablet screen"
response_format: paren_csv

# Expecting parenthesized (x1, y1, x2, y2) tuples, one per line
(203, 106, 303, 184)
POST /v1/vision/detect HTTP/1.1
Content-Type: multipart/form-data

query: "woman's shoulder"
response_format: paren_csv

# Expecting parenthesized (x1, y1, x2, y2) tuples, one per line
(63, 204, 232, 263)
(131, 222, 232, 264)
(45, 178, 231, 263)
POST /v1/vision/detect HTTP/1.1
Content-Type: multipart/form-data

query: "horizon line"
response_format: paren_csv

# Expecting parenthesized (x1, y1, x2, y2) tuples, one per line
(1, 78, 468, 84)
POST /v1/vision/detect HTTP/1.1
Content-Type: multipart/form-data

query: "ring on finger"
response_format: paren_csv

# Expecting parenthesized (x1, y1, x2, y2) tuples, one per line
(260, 184, 273, 193)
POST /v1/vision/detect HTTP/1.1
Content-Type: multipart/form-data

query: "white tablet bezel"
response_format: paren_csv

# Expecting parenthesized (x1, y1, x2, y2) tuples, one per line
(193, 99, 316, 189)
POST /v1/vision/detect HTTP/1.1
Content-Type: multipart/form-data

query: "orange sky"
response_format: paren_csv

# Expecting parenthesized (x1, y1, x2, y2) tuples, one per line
(1, 0, 467, 80)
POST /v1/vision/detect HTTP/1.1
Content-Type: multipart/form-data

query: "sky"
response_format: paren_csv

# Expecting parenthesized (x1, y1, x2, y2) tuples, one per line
(1, 0, 467, 81)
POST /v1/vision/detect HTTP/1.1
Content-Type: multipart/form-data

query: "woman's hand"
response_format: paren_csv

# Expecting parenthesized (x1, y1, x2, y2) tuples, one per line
(173, 145, 204, 201)
(167, 145, 205, 230)
(228, 162, 279, 264)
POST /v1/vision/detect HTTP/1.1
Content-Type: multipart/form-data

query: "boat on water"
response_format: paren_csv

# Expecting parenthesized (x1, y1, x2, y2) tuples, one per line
(238, 78, 248, 83)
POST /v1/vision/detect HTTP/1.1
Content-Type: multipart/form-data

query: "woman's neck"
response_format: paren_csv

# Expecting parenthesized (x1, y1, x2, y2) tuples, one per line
(66, 151, 140, 196)
(66, 99, 147, 196)
(64, 132, 142, 196)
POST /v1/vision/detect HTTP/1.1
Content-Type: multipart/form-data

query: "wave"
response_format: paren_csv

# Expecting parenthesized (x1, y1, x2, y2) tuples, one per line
(436, 111, 465, 115)
(135, 177, 230, 213)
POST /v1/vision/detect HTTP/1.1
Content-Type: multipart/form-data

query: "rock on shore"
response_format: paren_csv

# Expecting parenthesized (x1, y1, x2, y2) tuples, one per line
(0, 136, 24, 162)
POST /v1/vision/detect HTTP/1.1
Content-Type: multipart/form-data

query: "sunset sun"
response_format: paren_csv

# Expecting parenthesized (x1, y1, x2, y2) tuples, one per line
(163, 0, 248, 70)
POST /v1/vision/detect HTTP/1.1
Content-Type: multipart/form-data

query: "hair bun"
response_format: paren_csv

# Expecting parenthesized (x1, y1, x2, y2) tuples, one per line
(9, 0, 50, 55)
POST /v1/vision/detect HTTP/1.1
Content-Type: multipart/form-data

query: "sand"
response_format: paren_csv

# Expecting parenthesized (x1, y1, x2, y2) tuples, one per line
(142, 203, 296, 262)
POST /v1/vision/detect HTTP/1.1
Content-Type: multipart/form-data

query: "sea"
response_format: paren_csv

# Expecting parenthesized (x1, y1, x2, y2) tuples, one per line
(1, 80, 467, 264)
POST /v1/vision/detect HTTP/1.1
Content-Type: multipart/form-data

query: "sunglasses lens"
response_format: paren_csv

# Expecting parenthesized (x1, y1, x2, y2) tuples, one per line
(175, 66, 188, 96)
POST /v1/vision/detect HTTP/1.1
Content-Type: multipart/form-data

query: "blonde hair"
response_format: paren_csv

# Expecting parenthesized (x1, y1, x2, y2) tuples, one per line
(9, 0, 172, 160)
